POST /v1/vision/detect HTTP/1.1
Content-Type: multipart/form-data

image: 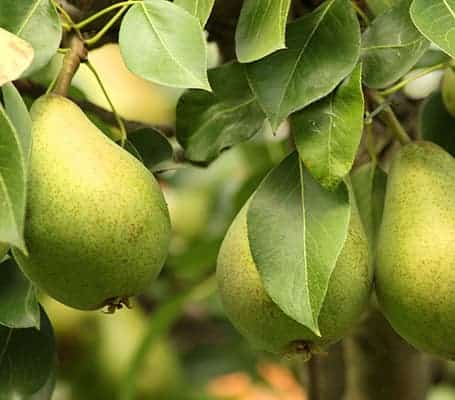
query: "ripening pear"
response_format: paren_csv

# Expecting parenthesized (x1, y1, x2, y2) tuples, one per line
(217, 201, 372, 355)
(376, 142, 455, 359)
(14, 95, 171, 310)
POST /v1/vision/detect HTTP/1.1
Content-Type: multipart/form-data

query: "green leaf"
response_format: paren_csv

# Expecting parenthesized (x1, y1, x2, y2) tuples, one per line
(0, 257, 40, 329)
(0, 27, 34, 86)
(362, 1, 429, 88)
(247, 152, 350, 333)
(0, 100, 28, 253)
(0, 0, 62, 76)
(235, 0, 291, 63)
(292, 63, 364, 191)
(126, 128, 174, 172)
(415, 48, 451, 68)
(2, 83, 32, 161)
(350, 162, 387, 248)
(119, 0, 210, 90)
(410, 0, 455, 59)
(246, 0, 360, 130)
(29, 369, 55, 400)
(366, 0, 404, 15)
(419, 92, 455, 156)
(174, 0, 215, 26)
(176, 62, 266, 162)
(0, 308, 55, 398)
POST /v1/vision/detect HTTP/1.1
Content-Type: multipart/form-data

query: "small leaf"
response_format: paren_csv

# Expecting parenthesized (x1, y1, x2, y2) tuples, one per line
(362, 1, 429, 89)
(0, 257, 40, 329)
(0, 27, 34, 86)
(293, 63, 364, 190)
(0, 307, 55, 397)
(176, 62, 266, 162)
(0, 0, 62, 76)
(0, 101, 28, 253)
(174, 0, 215, 26)
(247, 152, 350, 332)
(350, 162, 387, 248)
(246, 0, 360, 130)
(411, 0, 455, 59)
(419, 91, 455, 156)
(235, 0, 291, 63)
(126, 128, 174, 172)
(119, 0, 210, 90)
(2, 83, 32, 161)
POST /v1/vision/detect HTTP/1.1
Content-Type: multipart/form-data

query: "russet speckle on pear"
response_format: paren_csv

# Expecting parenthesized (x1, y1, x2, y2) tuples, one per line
(376, 141, 455, 359)
(216, 200, 372, 356)
(13, 95, 171, 310)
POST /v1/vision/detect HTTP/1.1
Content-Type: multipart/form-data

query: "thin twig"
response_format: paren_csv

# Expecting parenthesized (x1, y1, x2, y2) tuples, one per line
(85, 4, 129, 46)
(75, 1, 141, 29)
(84, 59, 127, 145)
(379, 62, 449, 96)
(369, 91, 411, 145)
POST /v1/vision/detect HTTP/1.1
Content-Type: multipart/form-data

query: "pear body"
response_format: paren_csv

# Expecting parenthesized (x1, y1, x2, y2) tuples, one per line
(376, 142, 455, 359)
(14, 95, 171, 310)
(216, 203, 371, 355)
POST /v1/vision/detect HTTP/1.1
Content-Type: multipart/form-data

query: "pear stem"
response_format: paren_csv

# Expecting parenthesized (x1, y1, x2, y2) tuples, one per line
(369, 92, 411, 145)
(53, 35, 87, 97)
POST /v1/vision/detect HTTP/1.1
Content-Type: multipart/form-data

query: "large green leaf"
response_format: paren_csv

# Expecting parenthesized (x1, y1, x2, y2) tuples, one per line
(247, 152, 350, 333)
(0, 308, 55, 398)
(0, 257, 40, 329)
(2, 83, 32, 161)
(362, 1, 429, 89)
(292, 63, 364, 191)
(245, 0, 360, 130)
(235, 0, 291, 63)
(0, 0, 62, 76)
(119, 0, 210, 90)
(0, 99, 28, 253)
(0, 28, 34, 86)
(176, 62, 266, 162)
(419, 92, 455, 156)
(411, 0, 455, 59)
(350, 162, 387, 249)
(174, 0, 215, 26)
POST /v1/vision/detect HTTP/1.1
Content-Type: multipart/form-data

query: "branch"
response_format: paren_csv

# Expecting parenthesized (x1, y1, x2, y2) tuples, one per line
(53, 35, 87, 96)
(345, 307, 431, 400)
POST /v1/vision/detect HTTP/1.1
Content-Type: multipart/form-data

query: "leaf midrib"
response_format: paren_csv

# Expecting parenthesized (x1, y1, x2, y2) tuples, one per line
(274, 0, 336, 125)
(16, 0, 43, 36)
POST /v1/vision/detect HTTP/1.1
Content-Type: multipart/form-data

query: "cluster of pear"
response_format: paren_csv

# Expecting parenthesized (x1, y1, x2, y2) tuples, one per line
(14, 95, 171, 311)
(217, 141, 455, 359)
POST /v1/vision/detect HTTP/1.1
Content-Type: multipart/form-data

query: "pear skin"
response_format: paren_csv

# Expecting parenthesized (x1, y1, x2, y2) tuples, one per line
(216, 201, 371, 356)
(14, 95, 171, 310)
(376, 141, 455, 359)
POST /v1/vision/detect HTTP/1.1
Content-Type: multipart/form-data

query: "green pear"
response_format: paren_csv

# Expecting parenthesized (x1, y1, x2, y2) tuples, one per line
(376, 141, 455, 359)
(216, 201, 371, 355)
(14, 95, 171, 310)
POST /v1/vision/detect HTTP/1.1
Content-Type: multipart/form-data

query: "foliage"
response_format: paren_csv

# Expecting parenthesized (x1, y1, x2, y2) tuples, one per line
(1, 0, 455, 398)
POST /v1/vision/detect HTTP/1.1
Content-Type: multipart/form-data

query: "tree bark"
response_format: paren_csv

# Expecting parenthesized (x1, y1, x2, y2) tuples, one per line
(344, 308, 431, 400)
(305, 342, 346, 400)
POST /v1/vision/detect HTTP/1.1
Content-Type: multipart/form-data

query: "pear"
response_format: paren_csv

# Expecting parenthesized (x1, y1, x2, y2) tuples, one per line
(376, 142, 455, 359)
(216, 201, 371, 355)
(14, 95, 171, 310)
